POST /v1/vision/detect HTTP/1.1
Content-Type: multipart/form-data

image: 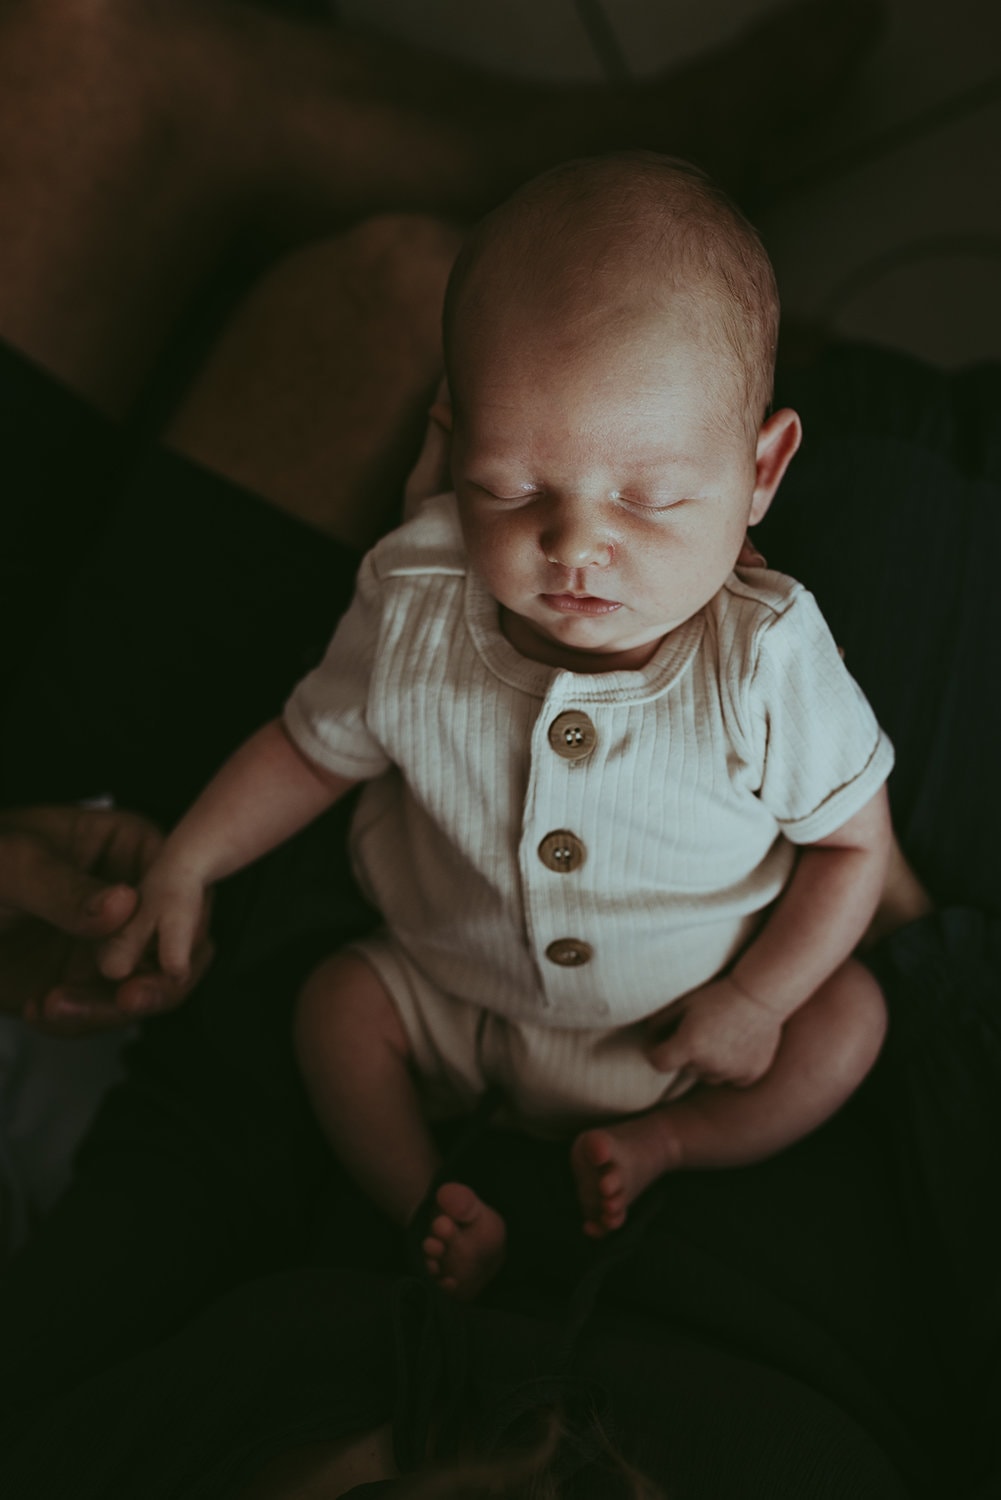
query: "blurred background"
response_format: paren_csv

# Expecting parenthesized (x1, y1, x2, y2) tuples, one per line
(328, 0, 1001, 368)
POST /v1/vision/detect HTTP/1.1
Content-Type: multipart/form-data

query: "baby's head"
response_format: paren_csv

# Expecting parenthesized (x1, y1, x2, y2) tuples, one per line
(438, 151, 802, 672)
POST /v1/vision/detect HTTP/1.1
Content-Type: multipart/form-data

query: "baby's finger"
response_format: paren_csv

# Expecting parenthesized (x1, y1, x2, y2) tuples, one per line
(728, 1066, 768, 1090)
(99, 910, 158, 981)
(647, 1034, 692, 1075)
(699, 1069, 748, 1091)
(156, 905, 203, 982)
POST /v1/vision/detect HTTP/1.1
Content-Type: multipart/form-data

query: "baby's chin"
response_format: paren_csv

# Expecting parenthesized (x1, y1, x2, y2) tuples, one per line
(526, 619, 673, 673)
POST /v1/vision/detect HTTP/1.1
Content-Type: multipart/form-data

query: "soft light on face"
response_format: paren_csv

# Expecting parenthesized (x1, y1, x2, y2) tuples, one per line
(449, 311, 771, 673)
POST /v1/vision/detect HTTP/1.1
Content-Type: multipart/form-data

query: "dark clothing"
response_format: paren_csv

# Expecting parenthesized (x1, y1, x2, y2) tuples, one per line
(762, 347, 1001, 918)
(1, 340, 999, 1498)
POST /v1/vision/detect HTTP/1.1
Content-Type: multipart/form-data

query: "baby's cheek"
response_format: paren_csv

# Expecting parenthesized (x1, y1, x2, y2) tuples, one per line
(482, 518, 533, 577)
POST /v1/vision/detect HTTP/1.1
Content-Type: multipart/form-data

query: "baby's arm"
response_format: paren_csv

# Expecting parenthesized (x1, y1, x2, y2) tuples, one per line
(100, 719, 359, 983)
(649, 785, 892, 1086)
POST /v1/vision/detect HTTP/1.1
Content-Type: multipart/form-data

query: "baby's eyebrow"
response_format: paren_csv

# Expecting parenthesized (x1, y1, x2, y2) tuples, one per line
(461, 457, 539, 485)
(625, 455, 704, 478)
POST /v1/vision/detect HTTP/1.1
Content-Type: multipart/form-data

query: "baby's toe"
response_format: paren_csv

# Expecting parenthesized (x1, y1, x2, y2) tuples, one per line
(429, 1213, 457, 1244)
(598, 1167, 623, 1198)
(602, 1203, 627, 1232)
(436, 1181, 478, 1224)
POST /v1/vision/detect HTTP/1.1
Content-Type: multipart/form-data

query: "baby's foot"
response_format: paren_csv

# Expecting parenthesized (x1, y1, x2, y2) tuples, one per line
(571, 1115, 682, 1238)
(422, 1182, 507, 1300)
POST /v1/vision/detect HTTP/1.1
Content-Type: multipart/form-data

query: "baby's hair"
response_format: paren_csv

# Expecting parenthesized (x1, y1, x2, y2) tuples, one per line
(443, 150, 780, 438)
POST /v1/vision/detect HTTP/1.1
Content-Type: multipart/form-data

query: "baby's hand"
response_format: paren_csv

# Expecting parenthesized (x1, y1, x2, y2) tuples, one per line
(98, 855, 211, 985)
(645, 977, 783, 1089)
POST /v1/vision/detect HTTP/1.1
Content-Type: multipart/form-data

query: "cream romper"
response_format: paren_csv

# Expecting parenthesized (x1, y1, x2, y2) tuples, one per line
(284, 494, 894, 1135)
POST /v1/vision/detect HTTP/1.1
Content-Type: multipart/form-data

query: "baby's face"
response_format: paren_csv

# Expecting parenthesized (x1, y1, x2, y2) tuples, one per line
(449, 315, 789, 673)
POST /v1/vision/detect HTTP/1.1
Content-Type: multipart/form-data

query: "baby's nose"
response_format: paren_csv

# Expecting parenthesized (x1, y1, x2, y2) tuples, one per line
(541, 500, 613, 568)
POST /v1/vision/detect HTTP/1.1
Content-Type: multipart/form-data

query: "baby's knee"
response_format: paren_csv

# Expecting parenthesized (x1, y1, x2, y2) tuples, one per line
(294, 949, 409, 1061)
(816, 958, 888, 1074)
(295, 950, 362, 1042)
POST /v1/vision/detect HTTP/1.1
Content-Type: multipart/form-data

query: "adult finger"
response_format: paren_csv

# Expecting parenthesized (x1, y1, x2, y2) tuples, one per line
(24, 986, 137, 1038)
(30, 935, 213, 1031)
(0, 829, 138, 937)
(113, 936, 214, 1018)
(91, 813, 164, 886)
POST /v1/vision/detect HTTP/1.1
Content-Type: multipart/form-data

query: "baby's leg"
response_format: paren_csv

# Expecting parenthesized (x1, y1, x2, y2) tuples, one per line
(294, 952, 504, 1298)
(573, 958, 886, 1237)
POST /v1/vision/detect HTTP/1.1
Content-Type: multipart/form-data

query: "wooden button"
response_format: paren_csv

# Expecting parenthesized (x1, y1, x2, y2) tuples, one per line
(548, 710, 597, 762)
(538, 830, 586, 873)
(545, 938, 593, 967)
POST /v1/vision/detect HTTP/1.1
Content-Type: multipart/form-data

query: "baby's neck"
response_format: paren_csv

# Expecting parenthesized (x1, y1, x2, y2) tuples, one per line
(499, 607, 666, 674)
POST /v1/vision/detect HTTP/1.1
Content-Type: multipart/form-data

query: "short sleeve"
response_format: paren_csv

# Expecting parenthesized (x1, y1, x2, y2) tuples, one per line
(283, 553, 392, 782)
(747, 588, 894, 843)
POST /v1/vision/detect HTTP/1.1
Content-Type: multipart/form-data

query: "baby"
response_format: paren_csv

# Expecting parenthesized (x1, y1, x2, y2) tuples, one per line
(102, 152, 894, 1300)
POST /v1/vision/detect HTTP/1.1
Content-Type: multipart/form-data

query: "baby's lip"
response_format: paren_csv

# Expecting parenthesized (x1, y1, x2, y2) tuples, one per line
(541, 592, 621, 615)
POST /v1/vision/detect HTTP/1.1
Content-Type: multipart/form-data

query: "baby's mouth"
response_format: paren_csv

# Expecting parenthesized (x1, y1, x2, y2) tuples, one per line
(541, 592, 621, 615)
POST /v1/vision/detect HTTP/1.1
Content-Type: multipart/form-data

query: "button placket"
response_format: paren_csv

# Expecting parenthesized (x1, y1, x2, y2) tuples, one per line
(522, 698, 604, 1014)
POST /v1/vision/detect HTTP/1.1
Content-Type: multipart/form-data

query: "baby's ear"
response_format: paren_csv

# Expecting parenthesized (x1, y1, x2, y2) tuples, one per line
(404, 380, 453, 516)
(748, 407, 802, 525)
(429, 377, 453, 433)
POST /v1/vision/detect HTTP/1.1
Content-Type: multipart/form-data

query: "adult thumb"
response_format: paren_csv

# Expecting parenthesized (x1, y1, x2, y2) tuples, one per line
(0, 832, 136, 936)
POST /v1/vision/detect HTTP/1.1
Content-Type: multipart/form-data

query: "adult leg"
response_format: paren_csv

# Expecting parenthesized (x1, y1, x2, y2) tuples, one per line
(163, 213, 460, 549)
(0, 0, 882, 415)
(0, 0, 469, 414)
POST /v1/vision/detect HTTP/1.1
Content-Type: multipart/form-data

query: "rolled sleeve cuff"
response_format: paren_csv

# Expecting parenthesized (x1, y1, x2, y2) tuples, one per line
(778, 730, 895, 844)
(282, 694, 390, 784)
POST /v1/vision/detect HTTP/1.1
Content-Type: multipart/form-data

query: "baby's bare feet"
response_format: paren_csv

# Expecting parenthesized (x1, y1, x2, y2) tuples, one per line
(571, 1114, 682, 1238)
(422, 1182, 507, 1300)
(571, 1130, 631, 1238)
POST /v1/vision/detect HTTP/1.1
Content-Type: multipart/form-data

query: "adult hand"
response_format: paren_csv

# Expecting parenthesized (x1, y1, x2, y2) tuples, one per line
(0, 806, 211, 1035)
(645, 976, 784, 1093)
